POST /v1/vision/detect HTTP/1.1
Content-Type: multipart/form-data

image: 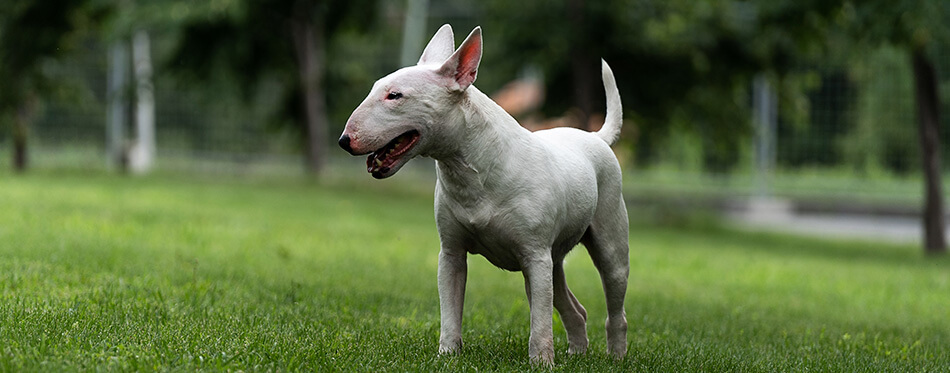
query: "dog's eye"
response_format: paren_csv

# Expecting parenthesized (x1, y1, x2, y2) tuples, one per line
(386, 92, 403, 100)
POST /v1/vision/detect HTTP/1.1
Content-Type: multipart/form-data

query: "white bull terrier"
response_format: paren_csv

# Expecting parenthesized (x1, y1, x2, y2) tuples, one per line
(339, 24, 629, 364)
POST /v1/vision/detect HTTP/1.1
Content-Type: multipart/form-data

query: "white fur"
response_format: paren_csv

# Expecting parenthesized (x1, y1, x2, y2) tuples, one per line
(341, 25, 630, 364)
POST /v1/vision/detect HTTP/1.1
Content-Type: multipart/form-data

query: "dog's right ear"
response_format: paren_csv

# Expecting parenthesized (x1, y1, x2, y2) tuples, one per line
(418, 24, 455, 66)
(438, 26, 482, 91)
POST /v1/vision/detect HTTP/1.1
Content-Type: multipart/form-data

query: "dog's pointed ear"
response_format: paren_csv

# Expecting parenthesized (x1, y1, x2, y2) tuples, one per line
(418, 24, 455, 66)
(438, 26, 482, 91)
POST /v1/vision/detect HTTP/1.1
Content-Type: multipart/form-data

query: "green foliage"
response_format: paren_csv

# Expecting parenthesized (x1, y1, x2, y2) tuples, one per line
(166, 0, 380, 143)
(1, 172, 949, 370)
(0, 0, 109, 115)
(843, 0, 950, 49)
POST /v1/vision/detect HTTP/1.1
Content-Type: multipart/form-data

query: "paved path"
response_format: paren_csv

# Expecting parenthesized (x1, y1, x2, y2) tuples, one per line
(728, 212, 933, 243)
(725, 199, 947, 244)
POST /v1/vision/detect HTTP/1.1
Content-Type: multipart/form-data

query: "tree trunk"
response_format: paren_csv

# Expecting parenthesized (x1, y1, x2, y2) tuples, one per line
(12, 99, 34, 173)
(130, 31, 155, 174)
(291, 8, 328, 175)
(911, 47, 946, 254)
(12, 107, 28, 172)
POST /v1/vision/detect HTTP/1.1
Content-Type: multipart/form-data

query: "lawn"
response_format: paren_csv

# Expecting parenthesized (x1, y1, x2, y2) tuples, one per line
(1, 171, 948, 371)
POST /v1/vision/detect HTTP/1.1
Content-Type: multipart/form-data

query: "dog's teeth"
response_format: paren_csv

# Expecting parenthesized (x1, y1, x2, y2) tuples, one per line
(375, 159, 383, 166)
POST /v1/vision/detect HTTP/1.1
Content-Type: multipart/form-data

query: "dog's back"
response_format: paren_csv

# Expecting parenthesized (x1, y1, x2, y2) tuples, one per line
(533, 127, 622, 178)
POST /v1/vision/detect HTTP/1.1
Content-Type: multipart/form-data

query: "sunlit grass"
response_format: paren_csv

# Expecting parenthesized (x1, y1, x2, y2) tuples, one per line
(0, 171, 947, 371)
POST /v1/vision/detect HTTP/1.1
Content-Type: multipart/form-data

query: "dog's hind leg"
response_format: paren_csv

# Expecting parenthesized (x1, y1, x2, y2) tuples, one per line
(582, 198, 630, 359)
(553, 262, 589, 354)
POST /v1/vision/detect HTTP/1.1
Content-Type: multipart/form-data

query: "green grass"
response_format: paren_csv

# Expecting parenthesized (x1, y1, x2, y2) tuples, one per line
(623, 166, 942, 204)
(1, 171, 948, 371)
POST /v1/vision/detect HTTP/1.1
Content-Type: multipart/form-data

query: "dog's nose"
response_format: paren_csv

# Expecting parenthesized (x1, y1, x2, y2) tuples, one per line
(339, 134, 354, 154)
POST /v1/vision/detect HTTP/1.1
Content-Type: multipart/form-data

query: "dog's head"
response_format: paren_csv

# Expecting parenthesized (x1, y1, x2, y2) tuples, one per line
(339, 24, 482, 179)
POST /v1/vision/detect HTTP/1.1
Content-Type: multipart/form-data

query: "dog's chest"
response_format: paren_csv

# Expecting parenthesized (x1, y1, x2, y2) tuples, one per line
(440, 197, 527, 271)
(454, 198, 495, 230)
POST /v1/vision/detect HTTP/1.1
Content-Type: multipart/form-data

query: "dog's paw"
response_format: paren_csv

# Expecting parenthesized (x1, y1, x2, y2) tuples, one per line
(567, 341, 588, 355)
(529, 338, 555, 366)
(607, 342, 627, 360)
(529, 351, 555, 366)
(438, 339, 462, 355)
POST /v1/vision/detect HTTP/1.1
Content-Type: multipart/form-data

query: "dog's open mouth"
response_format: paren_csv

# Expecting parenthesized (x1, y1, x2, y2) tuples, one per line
(366, 130, 420, 178)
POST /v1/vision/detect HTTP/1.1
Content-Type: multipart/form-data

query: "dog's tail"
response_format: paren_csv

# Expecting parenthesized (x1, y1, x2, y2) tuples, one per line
(596, 59, 623, 146)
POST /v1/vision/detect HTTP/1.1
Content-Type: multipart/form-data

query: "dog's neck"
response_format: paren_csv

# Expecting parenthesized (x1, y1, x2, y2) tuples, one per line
(433, 86, 532, 201)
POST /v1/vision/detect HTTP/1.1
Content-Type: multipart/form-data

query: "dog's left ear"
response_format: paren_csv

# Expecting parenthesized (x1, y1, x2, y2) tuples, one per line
(438, 26, 482, 91)
(418, 24, 455, 66)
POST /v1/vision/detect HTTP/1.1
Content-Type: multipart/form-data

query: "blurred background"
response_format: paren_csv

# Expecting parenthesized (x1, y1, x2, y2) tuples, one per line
(2, 0, 949, 252)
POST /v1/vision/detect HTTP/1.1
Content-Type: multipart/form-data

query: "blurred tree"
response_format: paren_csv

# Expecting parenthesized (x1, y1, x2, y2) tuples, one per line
(167, 0, 376, 175)
(840, 0, 950, 254)
(481, 0, 844, 172)
(0, 0, 109, 172)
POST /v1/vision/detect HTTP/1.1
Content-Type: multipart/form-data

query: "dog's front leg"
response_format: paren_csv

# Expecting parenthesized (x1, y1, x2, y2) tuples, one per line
(523, 255, 555, 365)
(437, 247, 467, 354)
